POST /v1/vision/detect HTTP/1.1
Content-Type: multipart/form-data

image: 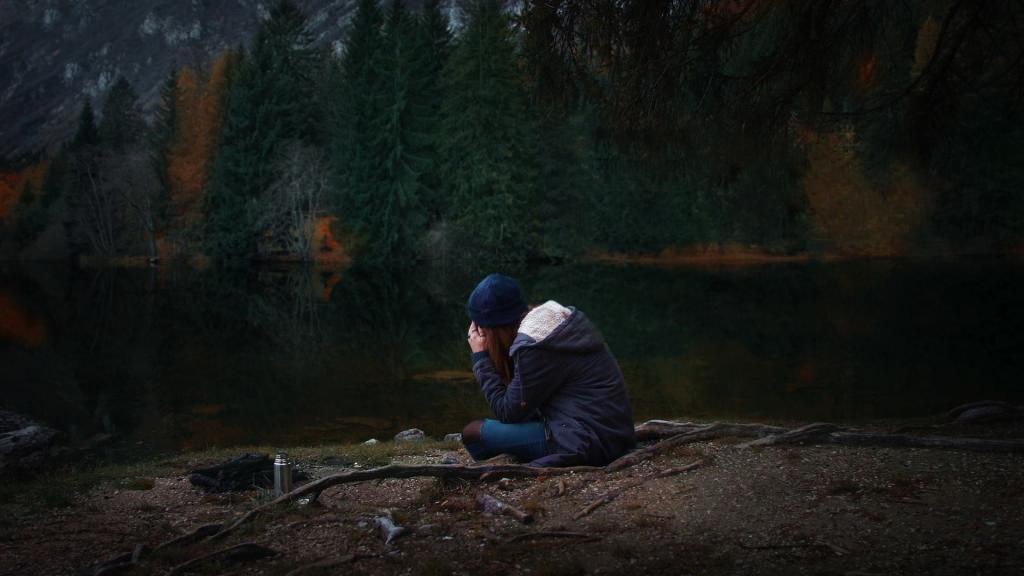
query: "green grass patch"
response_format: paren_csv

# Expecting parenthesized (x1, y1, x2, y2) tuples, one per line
(0, 460, 177, 516)
(121, 477, 156, 490)
(0, 439, 461, 518)
(178, 438, 459, 469)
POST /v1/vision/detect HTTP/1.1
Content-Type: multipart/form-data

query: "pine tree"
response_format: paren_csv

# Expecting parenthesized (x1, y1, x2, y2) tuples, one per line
(149, 69, 179, 232)
(359, 0, 429, 260)
(329, 0, 385, 217)
(438, 0, 538, 259)
(411, 0, 451, 220)
(12, 181, 47, 245)
(98, 77, 145, 152)
(205, 0, 319, 261)
(72, 101, 98, 149)
(40, 151, 68, 206)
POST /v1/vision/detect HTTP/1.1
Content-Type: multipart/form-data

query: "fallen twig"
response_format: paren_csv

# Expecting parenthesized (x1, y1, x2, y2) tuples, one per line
(284, 554, 377, 576)
(943, 400, 1022, 423)
(506, 531, 599, 544)
(155, 524, 222, 550)
(209, 463, 597, 541)
(168, 542, 277, 575)
(574, 460, 705, 520)
(633, 420, 787, 442)
(83, 544, 149, 576)
(739, 422, 1024, 452)
(607, 423, 783, 472)
(478, 493, 533, 524)
(739, 540, 848, 556)
(206, 414, 1024, 542)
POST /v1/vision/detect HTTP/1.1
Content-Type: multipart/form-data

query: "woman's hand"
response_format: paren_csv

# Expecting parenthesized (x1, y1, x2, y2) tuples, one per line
(467, 322, 488, 353)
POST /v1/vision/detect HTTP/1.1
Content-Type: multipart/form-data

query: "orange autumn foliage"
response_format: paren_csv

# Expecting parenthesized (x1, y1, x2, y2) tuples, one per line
(913, 15, 940, 79)
(0, 174, 19, 219)
(856, 53, 878, 92)
(0, 291, 47, 348)
(166, 51, 237, 227)
(0, 161, 48, 219)
(312, 215, 349, 267)
(313, 215, 341, 254)
(802, 127, 930, 256)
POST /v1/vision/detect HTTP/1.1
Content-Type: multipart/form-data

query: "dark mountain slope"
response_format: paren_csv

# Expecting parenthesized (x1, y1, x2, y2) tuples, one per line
(0, 0, 376, 158)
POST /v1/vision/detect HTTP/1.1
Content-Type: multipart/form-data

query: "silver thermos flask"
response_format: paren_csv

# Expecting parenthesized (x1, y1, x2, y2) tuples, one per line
(273, 453, 293, 496)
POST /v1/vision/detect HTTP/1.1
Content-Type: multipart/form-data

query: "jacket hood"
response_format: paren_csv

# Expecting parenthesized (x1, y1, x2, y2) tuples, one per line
(510, 300, 605, 356)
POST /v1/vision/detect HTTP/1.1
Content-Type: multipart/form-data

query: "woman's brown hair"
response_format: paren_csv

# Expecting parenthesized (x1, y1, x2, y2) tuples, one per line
(481, 324, 519, 384)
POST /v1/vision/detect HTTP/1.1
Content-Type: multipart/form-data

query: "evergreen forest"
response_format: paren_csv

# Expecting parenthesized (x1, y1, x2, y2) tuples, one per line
(1, 0, 1022, 263)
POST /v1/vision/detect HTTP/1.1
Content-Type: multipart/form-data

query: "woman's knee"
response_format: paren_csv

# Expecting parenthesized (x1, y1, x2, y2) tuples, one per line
(462, 419, 484, 444)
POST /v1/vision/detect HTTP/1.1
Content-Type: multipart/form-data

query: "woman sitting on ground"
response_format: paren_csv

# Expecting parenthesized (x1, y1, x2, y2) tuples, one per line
(461, 273, 635, 467)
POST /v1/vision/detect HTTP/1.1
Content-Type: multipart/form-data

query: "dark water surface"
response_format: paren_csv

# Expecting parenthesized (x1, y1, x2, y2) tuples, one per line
(2, 259, 1022, 458)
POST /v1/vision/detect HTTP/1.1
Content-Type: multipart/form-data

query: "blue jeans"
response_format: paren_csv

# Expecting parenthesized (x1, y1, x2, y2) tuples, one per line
(463, 418, 552, 462)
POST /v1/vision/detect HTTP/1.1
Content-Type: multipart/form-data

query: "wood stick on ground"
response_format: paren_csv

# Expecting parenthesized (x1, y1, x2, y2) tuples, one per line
(943, 400, 1022, 423)
(632, 420, 788, 442)
(506, 531, 599, 544)
(155, 524, 222, 550)
(85, 544, 150, 576)
(478, 493, 533, 524)
(208, 416, 1024, 542)
(633, 418, 1024, 453)
(574, 460, 705, 520)
(284, 554, 377, 576)
(168, 542, 277, 576)
(739, 422, 1024, 452)
(739, 540, 849, 556)
(208, 463, 599, 542)
(607, 423, 786, 472)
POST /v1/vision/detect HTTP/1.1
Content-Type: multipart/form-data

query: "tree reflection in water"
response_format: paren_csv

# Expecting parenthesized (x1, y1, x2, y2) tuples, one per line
(1, 259, 1022, 459)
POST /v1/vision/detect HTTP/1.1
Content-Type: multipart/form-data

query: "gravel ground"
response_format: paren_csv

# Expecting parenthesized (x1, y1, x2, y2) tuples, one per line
(1, 423, 1022, 576)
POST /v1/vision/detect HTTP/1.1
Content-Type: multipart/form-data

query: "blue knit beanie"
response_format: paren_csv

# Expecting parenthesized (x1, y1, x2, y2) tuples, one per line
(467, 273, 528, 328)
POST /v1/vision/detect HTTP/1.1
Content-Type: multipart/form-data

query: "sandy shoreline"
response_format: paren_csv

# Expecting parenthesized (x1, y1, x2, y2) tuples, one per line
(2, 419, 1022, 576)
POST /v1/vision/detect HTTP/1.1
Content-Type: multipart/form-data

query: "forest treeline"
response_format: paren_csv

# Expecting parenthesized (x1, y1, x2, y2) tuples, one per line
(1, 0, 1022, 263)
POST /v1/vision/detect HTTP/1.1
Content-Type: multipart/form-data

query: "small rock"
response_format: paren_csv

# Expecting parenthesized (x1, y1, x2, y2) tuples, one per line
(394, 428, 425, 442)
(444, 433, 462, 443)
(362, 438, 379, 445)
(376, 513, 408, 544)
(441, 453, 460, 465)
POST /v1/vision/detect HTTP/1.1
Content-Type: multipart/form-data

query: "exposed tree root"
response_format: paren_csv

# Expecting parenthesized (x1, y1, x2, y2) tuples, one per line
(208, 463, 600, 542)
(894, 401, 1024, 433)
(943, 400, 1022, 424)
(154, 524, 221, 550)
(633, 419, 1024, 454)
(506, 531, 599, 544)
(739, 422, 1024, 452)
(168, 542, 277, 575)
(738, 540, 849, 556)
(206, 413, 1024, 542)
(632, 420, 787, 442)
(611, 422, 785, 471)
(284, 554, 376, 576)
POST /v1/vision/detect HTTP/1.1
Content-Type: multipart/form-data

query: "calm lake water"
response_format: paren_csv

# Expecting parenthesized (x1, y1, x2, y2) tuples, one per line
(2, 259, 1022, 458)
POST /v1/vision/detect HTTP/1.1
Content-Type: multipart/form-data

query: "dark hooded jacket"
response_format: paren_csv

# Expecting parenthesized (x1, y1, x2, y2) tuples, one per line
(471, 301, 635, 467)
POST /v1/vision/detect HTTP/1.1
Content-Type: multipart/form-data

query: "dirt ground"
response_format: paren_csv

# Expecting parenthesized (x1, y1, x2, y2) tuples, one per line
(1, 422, 1023, 576)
